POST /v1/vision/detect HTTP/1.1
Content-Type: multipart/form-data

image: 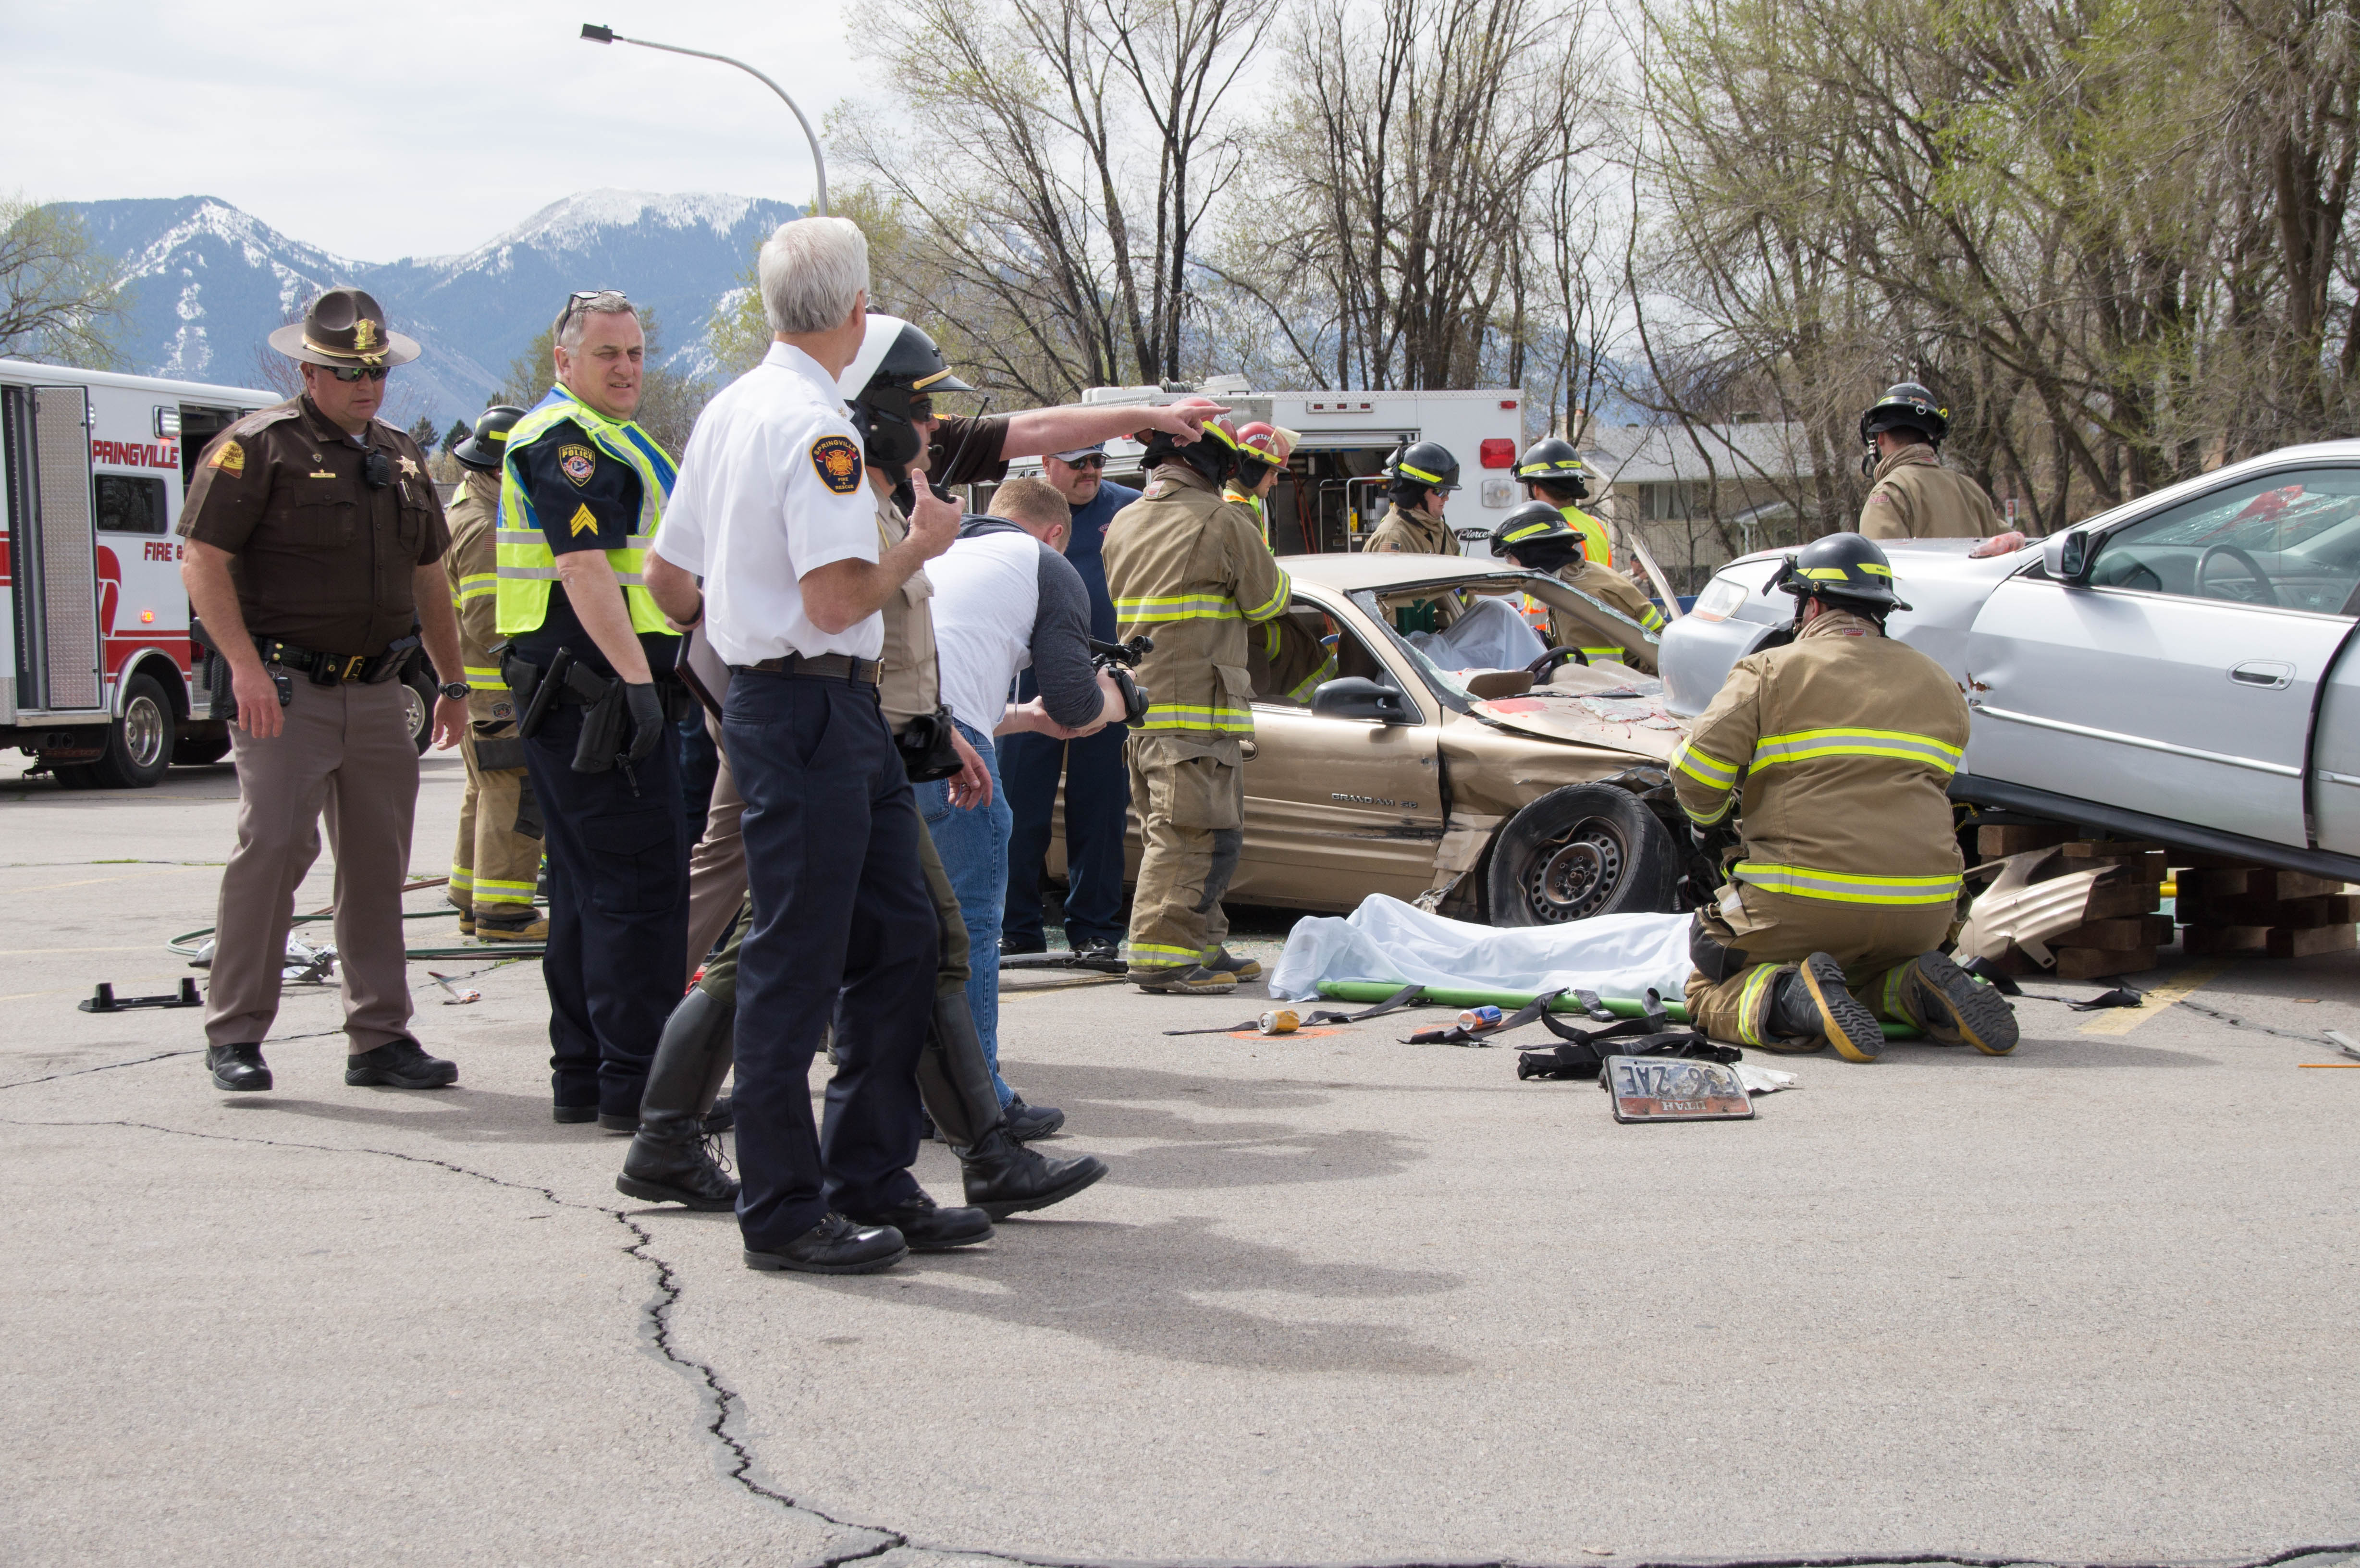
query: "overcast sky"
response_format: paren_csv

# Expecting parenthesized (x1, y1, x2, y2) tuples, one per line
(2, 0, 882, 261)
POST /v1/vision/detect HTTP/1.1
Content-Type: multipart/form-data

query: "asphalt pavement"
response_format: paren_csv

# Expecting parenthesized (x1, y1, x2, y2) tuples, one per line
(5, 749, 2359, 1567)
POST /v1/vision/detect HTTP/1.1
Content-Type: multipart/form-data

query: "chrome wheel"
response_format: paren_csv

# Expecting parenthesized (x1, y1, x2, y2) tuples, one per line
(122, 692, 168, 772)
(401, 682, 428, 747)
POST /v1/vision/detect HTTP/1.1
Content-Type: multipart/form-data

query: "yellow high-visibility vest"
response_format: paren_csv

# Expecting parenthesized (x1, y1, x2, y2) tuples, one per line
(494, 384, 678, 638)
(1561, 504, 1612, 568)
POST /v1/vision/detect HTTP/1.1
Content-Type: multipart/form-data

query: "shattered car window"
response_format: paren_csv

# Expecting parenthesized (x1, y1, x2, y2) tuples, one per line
(2092, 467, 2360, 613)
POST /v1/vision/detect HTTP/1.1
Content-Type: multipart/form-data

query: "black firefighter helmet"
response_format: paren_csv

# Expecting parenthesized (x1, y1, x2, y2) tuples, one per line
(1489, 499, 1583, 561)
(1512, 436, 1589, 501)
(1142, 416, 1243, 489)
(1767, 531, 1913, 617)
(837, 314, 974, 487)
(1382, 439, 1461, 505)
(1859, 381, 1948, 448)
(452, 404, 526, 473)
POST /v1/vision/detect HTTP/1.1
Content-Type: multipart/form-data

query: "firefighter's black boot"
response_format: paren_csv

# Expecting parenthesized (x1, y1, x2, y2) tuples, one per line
(1768, 953, 1885, 1063)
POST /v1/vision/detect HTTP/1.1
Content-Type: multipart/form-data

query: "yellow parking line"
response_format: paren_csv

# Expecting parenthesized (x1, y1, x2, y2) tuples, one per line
(0, 946, 156, 956)
(3, 866, 203, 894)
(2078, 959, 2233, 1035)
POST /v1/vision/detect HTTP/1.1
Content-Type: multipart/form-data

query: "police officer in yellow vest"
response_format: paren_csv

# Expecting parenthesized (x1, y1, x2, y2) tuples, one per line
(1488, 500, 1663, 674)
(1513, 437, 1613, 568)
(1105, 420, 1292, 994)
(495, 289, 689, 1128)
(1672, 532, 2018, 1062)
(442, 404, 545, 941)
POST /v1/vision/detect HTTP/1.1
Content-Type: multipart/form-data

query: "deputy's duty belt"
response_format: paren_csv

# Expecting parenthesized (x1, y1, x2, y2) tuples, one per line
(255, 636, 412, 686)
(739, 652, 883, 687)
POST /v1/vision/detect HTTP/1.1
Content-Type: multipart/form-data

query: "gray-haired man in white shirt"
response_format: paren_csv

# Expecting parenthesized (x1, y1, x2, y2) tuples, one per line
(646, 217, 973, 1276)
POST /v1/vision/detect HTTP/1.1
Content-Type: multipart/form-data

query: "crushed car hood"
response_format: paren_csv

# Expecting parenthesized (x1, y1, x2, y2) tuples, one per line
(1468, 682, 1685, 761)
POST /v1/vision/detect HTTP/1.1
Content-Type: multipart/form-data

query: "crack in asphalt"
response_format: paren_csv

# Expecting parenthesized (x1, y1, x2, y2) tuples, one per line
(4, 1109, 2356, 1568)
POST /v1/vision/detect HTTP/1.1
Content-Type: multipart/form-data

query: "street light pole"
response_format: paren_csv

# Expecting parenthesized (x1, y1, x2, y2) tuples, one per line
(579, 24, 828, 215)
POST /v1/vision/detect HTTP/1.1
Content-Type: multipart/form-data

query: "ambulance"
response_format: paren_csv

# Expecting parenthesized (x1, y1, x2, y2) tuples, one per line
(1, 359, 276, 788)
(999, 382, 1535, 556)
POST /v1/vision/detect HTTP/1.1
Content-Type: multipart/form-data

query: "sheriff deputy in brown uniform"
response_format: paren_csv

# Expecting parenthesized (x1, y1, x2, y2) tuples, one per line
(1856, 382, 2028, 554)
(1487, 500, 1664, 674)
(1105, 421, 1292, 994)
(177, 287, 468, 1093)
(1671, 532, 2018, 1062)
(441, 404, 544, 941)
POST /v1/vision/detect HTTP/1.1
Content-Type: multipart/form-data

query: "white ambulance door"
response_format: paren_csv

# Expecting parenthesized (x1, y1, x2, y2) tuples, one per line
(2, 383, 104, 713)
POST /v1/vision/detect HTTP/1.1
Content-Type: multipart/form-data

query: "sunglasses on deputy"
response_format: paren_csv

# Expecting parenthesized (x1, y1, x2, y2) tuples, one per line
(326, 365, 390, 383)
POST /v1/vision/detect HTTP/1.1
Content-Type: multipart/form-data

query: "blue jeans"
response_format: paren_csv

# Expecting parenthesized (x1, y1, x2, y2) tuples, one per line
(918, 718, 1015, 1106)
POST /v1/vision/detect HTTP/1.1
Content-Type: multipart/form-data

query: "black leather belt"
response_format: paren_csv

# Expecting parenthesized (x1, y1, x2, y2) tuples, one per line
(255, 637, 409, 685)
(739, 652, 882, 687)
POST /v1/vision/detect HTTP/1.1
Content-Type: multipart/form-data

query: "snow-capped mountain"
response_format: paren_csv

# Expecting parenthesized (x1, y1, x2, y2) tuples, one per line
(64, 191, 803, 429)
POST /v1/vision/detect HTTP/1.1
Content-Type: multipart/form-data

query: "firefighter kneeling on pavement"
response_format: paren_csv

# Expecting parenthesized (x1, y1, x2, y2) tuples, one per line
(1672, 532, 2019, 1060)
(1106, 420, 1291, 995)
(443, 404, 545, 941)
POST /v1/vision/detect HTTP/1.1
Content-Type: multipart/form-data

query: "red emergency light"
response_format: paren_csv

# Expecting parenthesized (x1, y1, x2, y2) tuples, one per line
(1478, 438, 1516, 468)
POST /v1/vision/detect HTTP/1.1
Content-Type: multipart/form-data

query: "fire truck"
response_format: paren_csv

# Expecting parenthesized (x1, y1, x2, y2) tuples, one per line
(2, 360, 277, 788)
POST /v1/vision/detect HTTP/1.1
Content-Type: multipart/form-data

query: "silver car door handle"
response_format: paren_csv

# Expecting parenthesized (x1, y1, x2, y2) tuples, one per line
(2229, 660, 2295, 689)
(1239, 738, 1259, 760)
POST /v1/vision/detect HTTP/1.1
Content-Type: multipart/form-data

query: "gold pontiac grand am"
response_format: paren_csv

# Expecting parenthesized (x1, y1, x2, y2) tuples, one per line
(1054, 553, 1708, 927)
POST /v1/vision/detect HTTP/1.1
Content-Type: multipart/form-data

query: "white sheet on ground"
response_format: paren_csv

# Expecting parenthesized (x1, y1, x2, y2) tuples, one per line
(1268, 894, 1693, 1004)
(1404, 595, 1547, 672)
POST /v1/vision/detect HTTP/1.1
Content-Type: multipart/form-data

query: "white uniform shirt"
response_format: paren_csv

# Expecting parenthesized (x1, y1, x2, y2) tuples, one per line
(653, 342, 878, 665)
(932, 527, 1044, 735)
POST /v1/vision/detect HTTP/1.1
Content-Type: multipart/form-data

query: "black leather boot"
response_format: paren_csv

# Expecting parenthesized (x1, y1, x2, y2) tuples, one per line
(916, 992, 1008, 1150)
(206, 1042, 271, 1092)
(1768, 953, 1885, 1063)
(958, 1125, 1108, 1220)
(617, 1110, 738, 1209)
(618, 987, 739, 1207)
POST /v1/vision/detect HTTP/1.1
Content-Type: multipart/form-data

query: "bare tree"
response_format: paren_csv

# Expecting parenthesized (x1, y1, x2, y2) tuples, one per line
(0, 196, 130, 369)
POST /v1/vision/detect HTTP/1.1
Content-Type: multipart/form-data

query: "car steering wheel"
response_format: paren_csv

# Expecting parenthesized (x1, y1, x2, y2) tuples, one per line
(1526, 646, 1591, 679)
(2196, 543, 2279, 605)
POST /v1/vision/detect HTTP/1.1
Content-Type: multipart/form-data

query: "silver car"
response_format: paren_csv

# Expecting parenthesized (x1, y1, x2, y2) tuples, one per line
(1659, 442, 2360, 882)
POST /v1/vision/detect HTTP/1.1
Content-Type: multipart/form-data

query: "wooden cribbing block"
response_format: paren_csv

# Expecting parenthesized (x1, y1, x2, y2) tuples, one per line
(2175, 893, 2360, 929)
(2179, 867, 2341, 901)
(2054, 945, 2157, 979)
(2181, 925, 2269, 956)
(1979, 824, 2075, 857)
(2051, 915, 2176, 951)
(2267, 924, 2358, 959)
(2083, 882, 2163, 919)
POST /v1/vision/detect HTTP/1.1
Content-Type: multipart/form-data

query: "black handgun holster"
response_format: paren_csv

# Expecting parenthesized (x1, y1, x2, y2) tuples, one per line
(572, 674, 627, 774)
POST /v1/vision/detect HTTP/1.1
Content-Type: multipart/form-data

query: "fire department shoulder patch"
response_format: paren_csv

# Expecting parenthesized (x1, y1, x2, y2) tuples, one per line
(811, 434, 862, 495)
(558, 445, 597, 487)
(208, 439, 245, 475)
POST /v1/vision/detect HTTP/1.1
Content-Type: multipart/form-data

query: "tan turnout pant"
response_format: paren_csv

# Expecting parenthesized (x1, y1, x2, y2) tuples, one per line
(1123, 733, 1241, 973)
(205, 675, 418, 1051)
(449, 711, 541, 926)
(1685, 881, 1954, 1048)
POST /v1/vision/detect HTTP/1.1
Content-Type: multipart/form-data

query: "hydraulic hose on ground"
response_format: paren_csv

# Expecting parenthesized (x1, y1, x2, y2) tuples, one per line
(1314, 979, 1924, 1040)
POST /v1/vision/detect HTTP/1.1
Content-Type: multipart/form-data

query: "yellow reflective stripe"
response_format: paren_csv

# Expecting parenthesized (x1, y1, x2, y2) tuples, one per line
(1801, 566, 1851, 580)
(462, 663, 506, 684)
(1581, 646, 1625, 662)
(1735, 963, 1779, 1046)
(502, 565, 560, 580)
(494, 529, 543, 545)
(1241, 568, 1291, 623)
(1115, 595, 1241, 620)
(1670, 736, 1740, 788)
(473, 878, 536, 897)
(1734, 861, 1963, 905)
(1285, 656, 1337, 704)
(1124, 941, 1203, 964)
(457, 580, 497, 602)
(1752, 727, 1961, 774)
(1137, 703, 1255, 733)
(1881, 965, 1906, 1020)
(448, 867, 474, 890)
(1860, 562, 1894, 578)
(1640, 605, 1666, 631)
(1503, 521, 1555, 544)
(1399, 462, 1444, 483)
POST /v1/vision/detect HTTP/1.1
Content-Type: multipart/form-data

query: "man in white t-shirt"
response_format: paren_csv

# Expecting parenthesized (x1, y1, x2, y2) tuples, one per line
(643, 217, 972, 1277)
(923, 476, 1124, 1123)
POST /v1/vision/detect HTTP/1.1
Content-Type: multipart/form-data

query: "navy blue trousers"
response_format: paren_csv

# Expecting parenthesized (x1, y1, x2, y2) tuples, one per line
(725, 670, 937, 1250)
(1000, 720, 1129, 946)
(522, 700, 688, 1118)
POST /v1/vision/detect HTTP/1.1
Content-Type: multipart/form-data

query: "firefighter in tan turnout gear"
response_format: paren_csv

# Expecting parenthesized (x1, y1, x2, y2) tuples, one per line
(1488, 500, 1663, 674)
(1672, 532, 2019, 1061)
(1105, 420, 1292, 994)
(1855, 382, 2026, 553)
(442, 405, 545, 941)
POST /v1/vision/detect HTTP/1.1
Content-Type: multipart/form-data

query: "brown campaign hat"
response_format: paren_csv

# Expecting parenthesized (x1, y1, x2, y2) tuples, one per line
(267, 286, 420, 369)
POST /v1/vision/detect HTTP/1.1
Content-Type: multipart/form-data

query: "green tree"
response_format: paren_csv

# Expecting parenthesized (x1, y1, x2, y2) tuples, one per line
(0, 195, 130, 368)
(442, 417, 470, 455)
(406, 414, 439, 451)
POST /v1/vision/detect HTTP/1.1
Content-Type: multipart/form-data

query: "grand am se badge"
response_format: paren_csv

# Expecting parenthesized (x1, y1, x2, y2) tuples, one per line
(1332, 792, 1415, 808)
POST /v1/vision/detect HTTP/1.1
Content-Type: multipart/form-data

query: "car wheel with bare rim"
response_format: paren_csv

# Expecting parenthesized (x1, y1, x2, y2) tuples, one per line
(1484, 784, 1678, 926)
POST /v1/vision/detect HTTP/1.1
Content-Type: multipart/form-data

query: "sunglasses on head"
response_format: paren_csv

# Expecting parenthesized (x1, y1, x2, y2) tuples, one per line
(557, 287, 629, 338)
(325, 365, 390, 383)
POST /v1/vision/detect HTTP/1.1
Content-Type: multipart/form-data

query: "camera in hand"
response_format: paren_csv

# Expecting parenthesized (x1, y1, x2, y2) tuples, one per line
(1088, 635, 1154, 726)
